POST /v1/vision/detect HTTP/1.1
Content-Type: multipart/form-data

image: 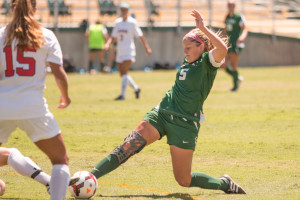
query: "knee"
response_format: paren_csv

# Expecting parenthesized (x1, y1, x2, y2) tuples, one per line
(174, 175, 192, 187)
(0, 147, 11, 166)
(50, 153, 69, 166)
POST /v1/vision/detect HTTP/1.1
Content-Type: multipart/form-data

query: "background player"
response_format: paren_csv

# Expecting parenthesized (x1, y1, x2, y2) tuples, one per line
(87, 10, 246, 194)
(0, 0, 70, 199)
(85, 19, 109, 74)
(105, 2, 152, 100)
(221, 0, 248, 92)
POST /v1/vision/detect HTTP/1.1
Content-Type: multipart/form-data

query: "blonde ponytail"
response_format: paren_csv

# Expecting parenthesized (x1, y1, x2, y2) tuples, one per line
(4, 0, 44, 49)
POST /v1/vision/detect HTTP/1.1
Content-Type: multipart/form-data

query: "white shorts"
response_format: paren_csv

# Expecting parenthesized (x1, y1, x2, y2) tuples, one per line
(0, 113, 60, 143)
(116, 52, 135, 63)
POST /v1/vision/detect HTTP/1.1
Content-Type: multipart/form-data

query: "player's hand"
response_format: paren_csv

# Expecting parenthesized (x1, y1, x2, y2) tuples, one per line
(146, 47, 152, 56)
(191, 10, 205, 29)
(104, 43, 110, 51)
(57, 95, 71, 109)
(236, 38, 243, 44)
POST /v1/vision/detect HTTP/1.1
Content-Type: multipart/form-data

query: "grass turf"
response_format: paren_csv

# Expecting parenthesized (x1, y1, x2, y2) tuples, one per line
(1, 66, 299, 200)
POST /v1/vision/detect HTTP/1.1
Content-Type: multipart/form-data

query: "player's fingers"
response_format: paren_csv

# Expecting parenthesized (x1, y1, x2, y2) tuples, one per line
(192, 10, 200, 17)
(57, 103, 67, 109)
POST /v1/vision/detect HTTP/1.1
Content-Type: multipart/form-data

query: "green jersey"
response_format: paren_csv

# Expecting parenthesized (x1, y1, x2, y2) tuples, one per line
(158, 52, 219, 123)
(88, 24, 106, 49)
(225, 13, 245, 45)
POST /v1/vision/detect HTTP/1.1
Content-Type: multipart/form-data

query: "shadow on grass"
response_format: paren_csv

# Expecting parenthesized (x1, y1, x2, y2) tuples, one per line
(99, 193, 203, 200)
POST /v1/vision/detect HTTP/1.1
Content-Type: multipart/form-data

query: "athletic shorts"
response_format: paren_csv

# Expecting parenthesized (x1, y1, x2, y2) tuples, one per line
(0, 113, 60, 143)
(143, 108, 200, 150)
(228, 43, 244, 54)
(90, 48, 104, 52)
(116, 52, 135, 63)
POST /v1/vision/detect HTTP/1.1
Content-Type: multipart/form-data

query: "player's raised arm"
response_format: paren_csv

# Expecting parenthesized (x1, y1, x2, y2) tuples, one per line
(191, 10, 228, 63)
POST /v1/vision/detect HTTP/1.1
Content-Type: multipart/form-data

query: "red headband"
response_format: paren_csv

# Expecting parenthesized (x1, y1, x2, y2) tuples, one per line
(185, 32, 207, 49)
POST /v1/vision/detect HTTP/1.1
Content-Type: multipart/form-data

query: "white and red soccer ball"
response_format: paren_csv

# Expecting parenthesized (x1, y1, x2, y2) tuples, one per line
(69, 171, 98, 199)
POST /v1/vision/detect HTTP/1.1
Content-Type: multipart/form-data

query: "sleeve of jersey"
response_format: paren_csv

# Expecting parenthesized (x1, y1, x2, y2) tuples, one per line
(46, 31, 63, 66)
(208, 50, 225, 68)
(111, 26, 117, 38)
(134, 22, 143, 37)
(239, 15, 246, 27)
(102, 26, 108, 35)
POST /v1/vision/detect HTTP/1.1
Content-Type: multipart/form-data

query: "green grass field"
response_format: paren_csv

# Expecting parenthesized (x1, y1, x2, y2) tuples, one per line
(1, 66, 300, 200)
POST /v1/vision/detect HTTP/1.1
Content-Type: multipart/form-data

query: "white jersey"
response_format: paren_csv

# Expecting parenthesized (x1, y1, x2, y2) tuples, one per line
(111, 16, 143, 55)
(0, 27, 63, 120)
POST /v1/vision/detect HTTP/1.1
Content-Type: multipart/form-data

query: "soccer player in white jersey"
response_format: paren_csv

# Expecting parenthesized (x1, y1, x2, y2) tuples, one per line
(105, 2, 152, 100)
(0, 0, 70, 199)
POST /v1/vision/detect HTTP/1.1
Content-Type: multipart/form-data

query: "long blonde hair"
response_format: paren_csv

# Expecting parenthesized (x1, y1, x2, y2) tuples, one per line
(4, 0, 44, 49)
(184, 28, 229, 52)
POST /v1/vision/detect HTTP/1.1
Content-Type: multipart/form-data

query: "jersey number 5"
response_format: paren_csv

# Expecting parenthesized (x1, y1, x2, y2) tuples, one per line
(4, 46, 36, 77)
(179, 69, 189, 80)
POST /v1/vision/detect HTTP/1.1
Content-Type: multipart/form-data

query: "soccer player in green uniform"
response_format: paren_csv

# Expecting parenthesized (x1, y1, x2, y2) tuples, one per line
(85, 20, 109, 73)
(88, 10, 246, 194)
(221, 0, 248, 91)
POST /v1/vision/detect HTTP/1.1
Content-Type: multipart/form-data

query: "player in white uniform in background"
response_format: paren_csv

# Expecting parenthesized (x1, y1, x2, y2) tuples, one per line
(0, 0, 70, 199)
(105, 2, 152, 100)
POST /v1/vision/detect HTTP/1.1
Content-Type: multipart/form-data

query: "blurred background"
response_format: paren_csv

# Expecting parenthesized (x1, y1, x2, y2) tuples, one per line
(1, 0, 299, 70)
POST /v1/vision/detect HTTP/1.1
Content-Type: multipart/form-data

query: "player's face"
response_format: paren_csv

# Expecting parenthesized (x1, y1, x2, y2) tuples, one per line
(182, 40, 203, 63)
(120, 7, 129, 18)
(228, 3, 235, 13)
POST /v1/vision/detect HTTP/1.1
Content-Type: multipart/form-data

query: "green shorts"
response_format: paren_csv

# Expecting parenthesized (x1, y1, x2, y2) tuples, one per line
(228, 44, 244, 54)
(143, 108, 200, 150)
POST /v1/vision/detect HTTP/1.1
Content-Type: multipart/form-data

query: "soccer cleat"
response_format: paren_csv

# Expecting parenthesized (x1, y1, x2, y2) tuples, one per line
(46, 183, 50, 195)
(238, 76, 244, 82)
(135, 88, 141, 99)
(230, 87, 238, 92)
(114, 95, 125, 100)
(69, 177, 80, 186)
(221, 174, 246, 194)
(46, 177, 80, 195)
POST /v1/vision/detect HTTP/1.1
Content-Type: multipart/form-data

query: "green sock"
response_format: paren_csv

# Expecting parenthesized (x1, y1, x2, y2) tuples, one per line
(88, 61, 93, 71)
(232, 70, 239, 89)
(100, 62, 105, 71)
(91, 154, 120, 179)
(225, 66, 233, 76)
(189, 172, 229, 191)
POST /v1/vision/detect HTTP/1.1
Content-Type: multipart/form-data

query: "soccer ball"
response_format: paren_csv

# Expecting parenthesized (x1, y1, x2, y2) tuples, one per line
(69, 171, 98, 199)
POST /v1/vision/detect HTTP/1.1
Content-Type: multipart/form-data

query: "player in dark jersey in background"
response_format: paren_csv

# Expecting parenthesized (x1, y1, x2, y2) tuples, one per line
(88, 10, 246, 194)
(221, 0, 248, 92)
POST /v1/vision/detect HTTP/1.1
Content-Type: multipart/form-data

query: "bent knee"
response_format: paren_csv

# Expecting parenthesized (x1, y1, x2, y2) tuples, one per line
(175, 176, 192, 187)
(0, 147, 11, 166)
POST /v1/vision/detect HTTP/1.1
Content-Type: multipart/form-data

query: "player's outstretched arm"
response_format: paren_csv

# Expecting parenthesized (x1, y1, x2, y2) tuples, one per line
(191, 10, 228, 63)
(49, 62, 71, 109)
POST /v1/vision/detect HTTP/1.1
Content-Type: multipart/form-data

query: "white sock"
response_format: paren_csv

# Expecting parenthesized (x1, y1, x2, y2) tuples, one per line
(121, 74, 128, 97)
(127, 75, 139, 91)
(7, 148, 50, 186)
(50, 164, 70, 200)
